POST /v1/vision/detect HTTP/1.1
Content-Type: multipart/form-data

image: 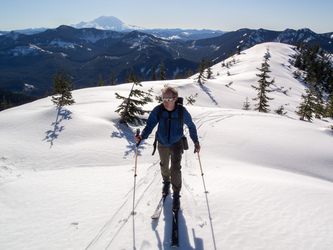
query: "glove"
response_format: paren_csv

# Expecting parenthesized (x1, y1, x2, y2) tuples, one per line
(134, 134, 142, 142)
(194, 141, 200, 153)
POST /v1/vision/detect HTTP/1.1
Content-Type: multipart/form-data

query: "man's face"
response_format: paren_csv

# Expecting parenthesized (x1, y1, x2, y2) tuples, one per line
(162, 91, 177, 111)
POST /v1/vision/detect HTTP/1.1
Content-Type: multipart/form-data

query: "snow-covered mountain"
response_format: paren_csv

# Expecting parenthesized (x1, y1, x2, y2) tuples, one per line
(0, 27, 48, 36)
(71, 16, 226, 40)
(0, 16, 225, 40)
(1, 42, 333, 249)
(1, 23, 332, 97)
(72, 16, 143, 31)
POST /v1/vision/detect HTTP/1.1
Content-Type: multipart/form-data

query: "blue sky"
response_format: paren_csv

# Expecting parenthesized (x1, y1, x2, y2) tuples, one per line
(1, 0, 332, 33)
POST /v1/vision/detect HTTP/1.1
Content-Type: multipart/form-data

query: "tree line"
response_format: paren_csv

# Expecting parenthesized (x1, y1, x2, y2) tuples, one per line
(112, 44, 333, 126)
(292, 42, 333, 120)
(0, 89, 38, 111)
(93, 61, 195, 87)
(5, 42, 332, 128)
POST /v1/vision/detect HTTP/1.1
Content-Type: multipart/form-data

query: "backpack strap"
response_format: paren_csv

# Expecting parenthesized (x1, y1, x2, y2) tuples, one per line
(152, 104, 164, 155)
(152, 102, 184, 155)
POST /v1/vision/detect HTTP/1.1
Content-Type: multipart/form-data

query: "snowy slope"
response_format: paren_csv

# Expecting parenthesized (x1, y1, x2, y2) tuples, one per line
(0, 42, 333, 250)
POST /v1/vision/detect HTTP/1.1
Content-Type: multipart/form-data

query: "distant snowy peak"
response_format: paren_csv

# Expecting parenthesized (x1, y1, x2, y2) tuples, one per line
(72, 16, 143, 31)
(71, 16, 225, 40)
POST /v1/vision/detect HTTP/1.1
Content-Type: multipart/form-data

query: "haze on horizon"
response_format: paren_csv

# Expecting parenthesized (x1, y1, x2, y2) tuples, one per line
(1, 0, 332, 34)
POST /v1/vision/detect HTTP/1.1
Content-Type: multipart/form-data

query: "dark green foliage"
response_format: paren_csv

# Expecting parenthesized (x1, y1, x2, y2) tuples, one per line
(51, 69, 75, 107)
(185, 93, 198, 105)
(0, 89, 38, 111)
(242, 97, 251, 110)
(159, 61, 166, 80)
(313, 85, 325, 119)
(115, 75, 151, 126)
(98, 73, 106, 86)
(292, 42, 333, 94)
(274, 105, 287, 115)
(206, 59, 213, 79)
(295, 83, 316, 121)
(195, 58, 207, 84)
(293, 43, 333, 120)
(325, 93, 333, 118)
(185, 69, 194, 78)
(151, 65, 157, 81)
(110, 69, 116, 86)
(252, 48, 274, 113)
(1, 95, 13, 110)
(237, 41, 243, 55)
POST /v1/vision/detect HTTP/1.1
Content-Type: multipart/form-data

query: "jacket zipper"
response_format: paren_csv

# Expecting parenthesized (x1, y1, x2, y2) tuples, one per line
(168, 111, 172, 144)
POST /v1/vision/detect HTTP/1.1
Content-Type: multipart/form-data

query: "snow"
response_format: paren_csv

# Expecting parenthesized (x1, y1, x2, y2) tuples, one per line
(1, 42, 333, 250)
(72, 16, 143, 31)
(49, 39, 79, 48)
(1, 44, 53, 56)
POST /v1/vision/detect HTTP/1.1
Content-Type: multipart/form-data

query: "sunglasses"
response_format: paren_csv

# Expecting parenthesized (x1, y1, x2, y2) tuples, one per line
(162, 97, 174, 102)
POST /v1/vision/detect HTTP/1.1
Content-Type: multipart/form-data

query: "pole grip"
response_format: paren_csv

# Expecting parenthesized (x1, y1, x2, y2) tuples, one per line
(136, 129, 141, 147)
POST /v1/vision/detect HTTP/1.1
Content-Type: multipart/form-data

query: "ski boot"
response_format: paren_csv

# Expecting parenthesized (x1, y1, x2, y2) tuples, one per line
(172, 192, 180, 211)
(162, 181, 170, 196)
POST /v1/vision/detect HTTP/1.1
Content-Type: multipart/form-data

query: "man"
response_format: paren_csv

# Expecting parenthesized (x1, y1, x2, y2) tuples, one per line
(134, 86, 200, 210)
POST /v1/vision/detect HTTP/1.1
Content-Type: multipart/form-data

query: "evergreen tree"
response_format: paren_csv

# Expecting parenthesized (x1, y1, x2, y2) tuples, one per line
(115, 80, 151, 126)
(195, 58, 207, 84)
(127, 67, 135, 83)
(1, 89, 36, 111)
(185, 93, 198, 105)
(51, 69, 75, 107)
(206, 59, 213, 79)
(237, 41, 242, 55)
(185, 69, 193, 78)
(313, 84, 325, 119)
(151, 65, 157, 81)
(295, 83, 316, 121)
(325, 93, 333, 118)
(110, 69, 116, 85)
(221, 60, 225, 67)
(274, 105, 287, 115)
(242, 97, 251, 110)
(98, 73, 106, 86)
(1, 96, 12, 110)
(159, 61, 166, 80)
(126, 66, 141, 83)
(175, 72, 183, 79)
(252, 49, 274, 113)
(292, 42, 333, 94)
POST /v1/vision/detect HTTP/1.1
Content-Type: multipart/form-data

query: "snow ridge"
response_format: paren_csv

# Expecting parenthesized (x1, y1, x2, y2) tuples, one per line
(0, 42, 332, 250)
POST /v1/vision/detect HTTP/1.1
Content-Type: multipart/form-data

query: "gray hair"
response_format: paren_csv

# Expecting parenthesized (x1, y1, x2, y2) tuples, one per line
(162, 86, 178, 98)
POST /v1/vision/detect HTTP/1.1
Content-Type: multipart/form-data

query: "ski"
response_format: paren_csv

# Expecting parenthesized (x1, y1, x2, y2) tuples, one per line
(171, 208, 179, 247)
(151, 194, 166, 219)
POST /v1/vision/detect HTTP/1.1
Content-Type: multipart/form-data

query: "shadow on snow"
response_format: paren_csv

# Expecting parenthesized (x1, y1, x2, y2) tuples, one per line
(43, 106, 72, 148)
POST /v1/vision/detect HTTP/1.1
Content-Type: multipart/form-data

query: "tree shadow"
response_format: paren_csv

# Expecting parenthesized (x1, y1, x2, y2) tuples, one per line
(110, 124, 146, 157)
(43, 106, 72, 148)
(199, 83, 220, 107)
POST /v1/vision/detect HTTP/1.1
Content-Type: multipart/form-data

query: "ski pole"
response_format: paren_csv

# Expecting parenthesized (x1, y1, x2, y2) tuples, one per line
(131, 129, 141, 215)
(197, 151, 208, 193)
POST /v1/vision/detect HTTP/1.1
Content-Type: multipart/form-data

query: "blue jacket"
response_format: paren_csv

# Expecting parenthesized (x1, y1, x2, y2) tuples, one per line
(141, 104, 198, 147)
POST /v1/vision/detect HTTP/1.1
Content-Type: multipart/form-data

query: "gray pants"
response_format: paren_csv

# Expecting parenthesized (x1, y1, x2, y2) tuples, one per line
(158, 139, 183, 192)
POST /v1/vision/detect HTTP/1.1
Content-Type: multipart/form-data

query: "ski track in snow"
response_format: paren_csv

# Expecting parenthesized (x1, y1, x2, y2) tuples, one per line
(1, 42, 333, 250)
(85, 160, 161, 249)
(84, 148, 215, 249)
